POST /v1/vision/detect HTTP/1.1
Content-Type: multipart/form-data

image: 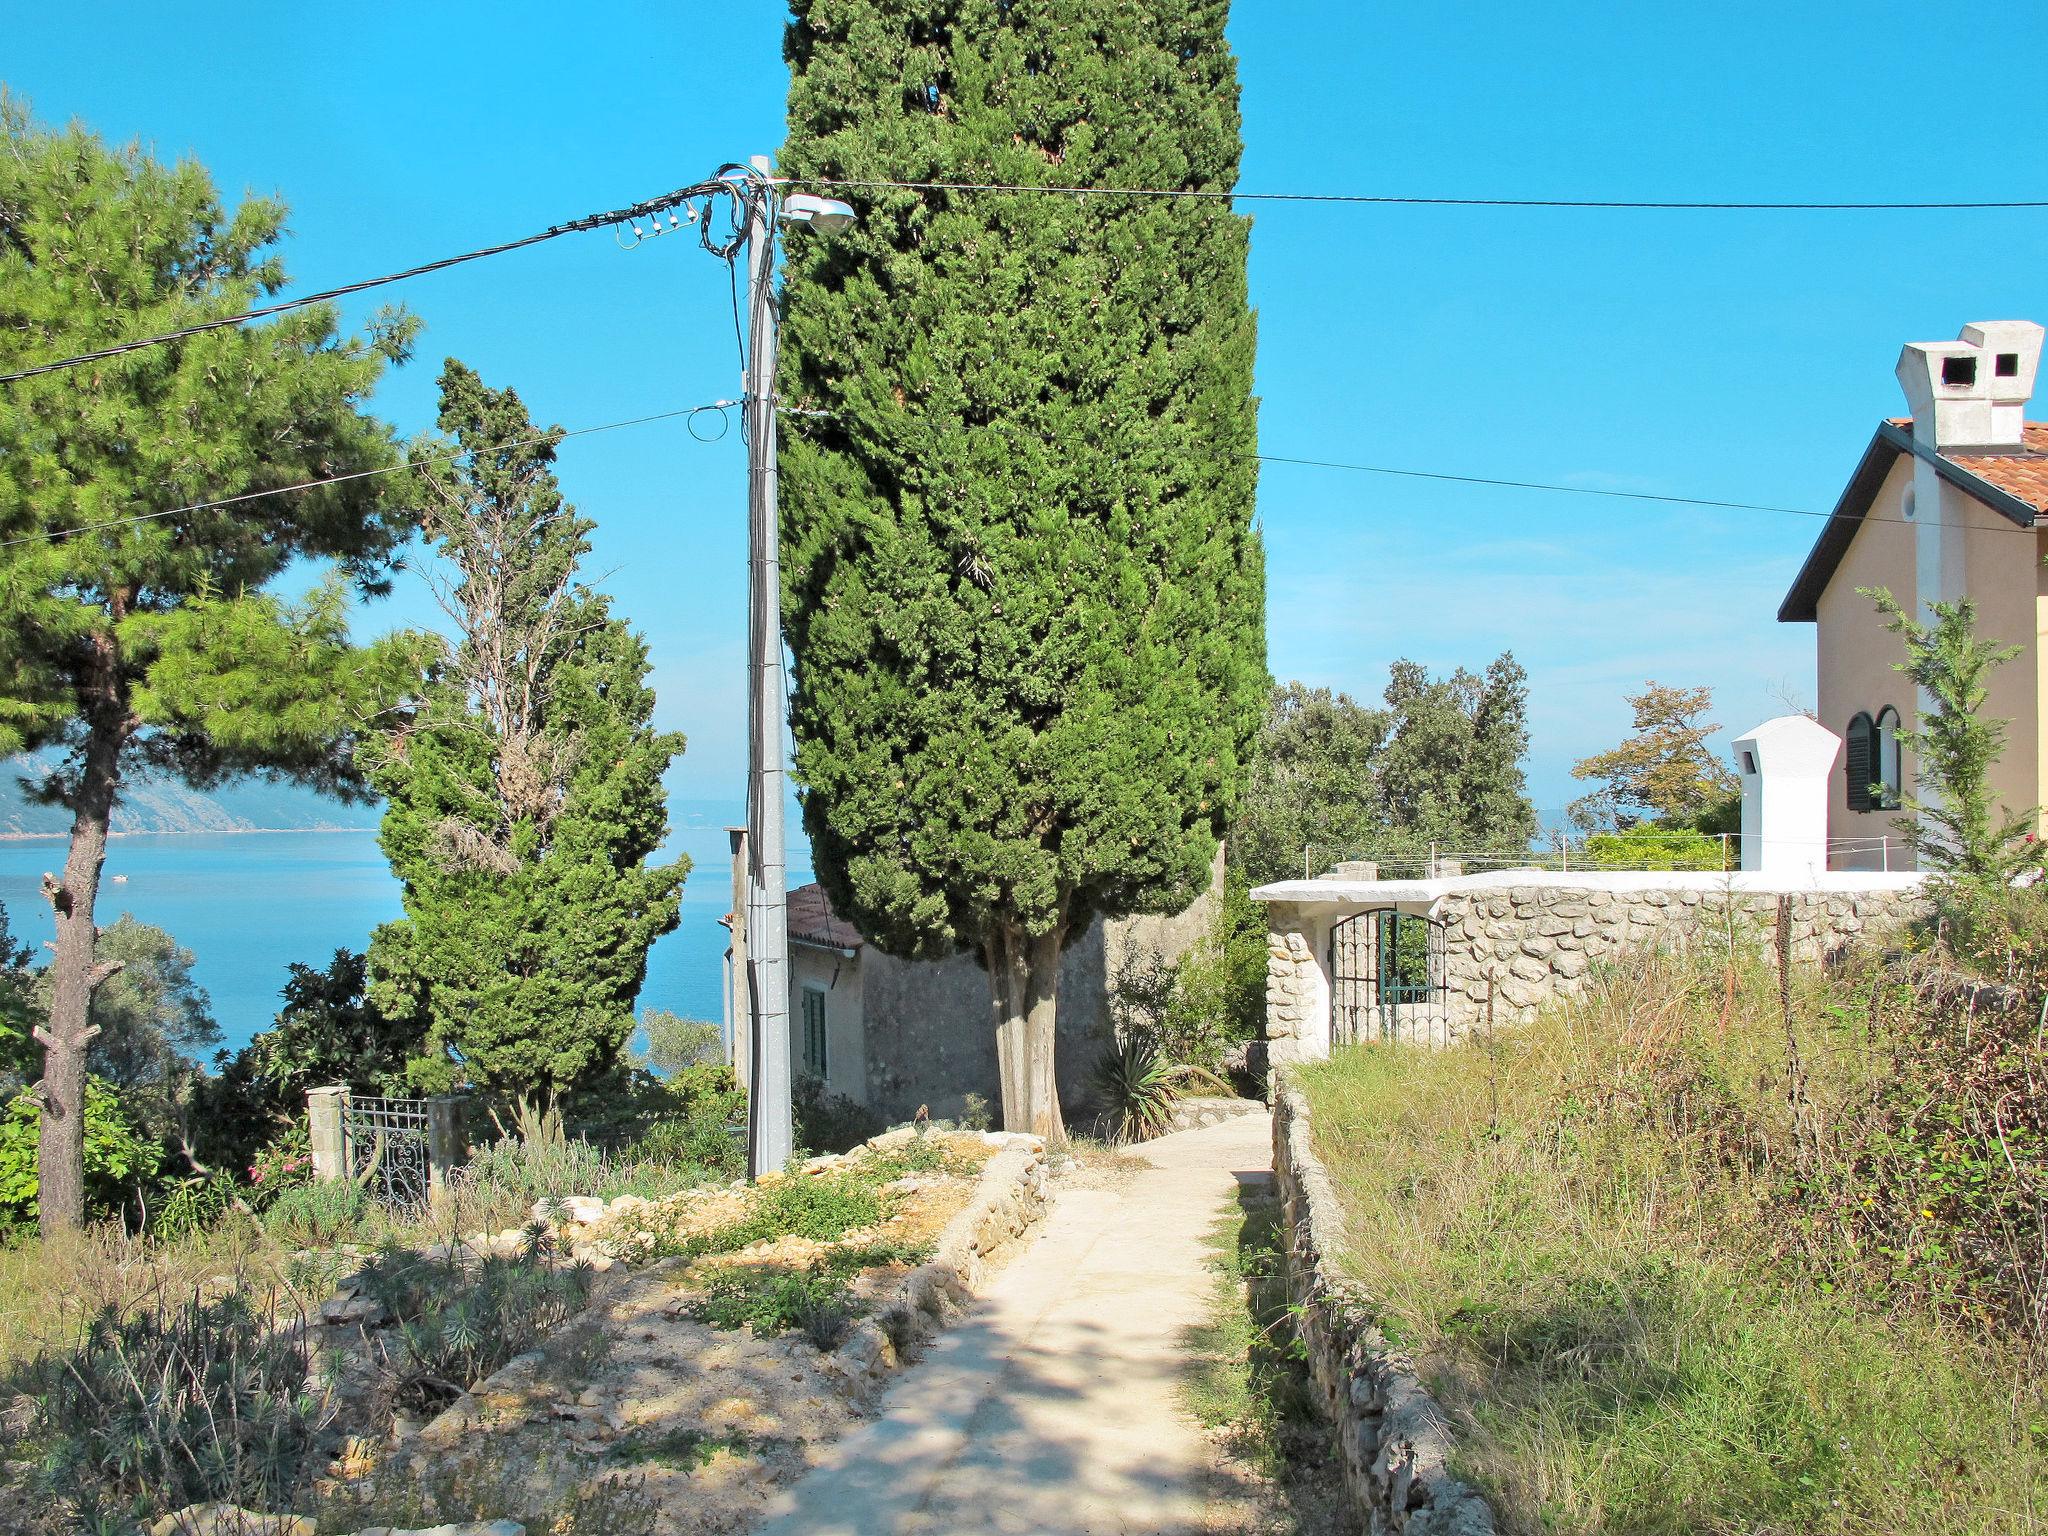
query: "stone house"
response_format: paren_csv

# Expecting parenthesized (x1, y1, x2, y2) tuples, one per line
(1779, 319, 2048, 869)
(723, 850, 1225, 1124)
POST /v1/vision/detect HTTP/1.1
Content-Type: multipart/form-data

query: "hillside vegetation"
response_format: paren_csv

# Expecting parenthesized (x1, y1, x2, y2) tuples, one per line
(1299, 901, 2047, 1535)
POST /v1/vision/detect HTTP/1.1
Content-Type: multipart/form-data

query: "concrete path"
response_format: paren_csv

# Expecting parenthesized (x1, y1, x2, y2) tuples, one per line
(755, 1111, 1275, 1536)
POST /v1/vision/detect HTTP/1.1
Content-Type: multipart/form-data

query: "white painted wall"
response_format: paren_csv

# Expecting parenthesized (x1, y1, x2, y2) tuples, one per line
(1733, 715, 1841, 878)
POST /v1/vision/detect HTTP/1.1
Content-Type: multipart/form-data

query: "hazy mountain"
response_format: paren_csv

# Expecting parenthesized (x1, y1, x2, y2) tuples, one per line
(0, 755, 380, 838)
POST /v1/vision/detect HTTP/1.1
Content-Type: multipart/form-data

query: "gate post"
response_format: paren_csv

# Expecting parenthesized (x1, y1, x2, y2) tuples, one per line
(307, 1086, 349, 1183)
(426, 1097, 466, 1207)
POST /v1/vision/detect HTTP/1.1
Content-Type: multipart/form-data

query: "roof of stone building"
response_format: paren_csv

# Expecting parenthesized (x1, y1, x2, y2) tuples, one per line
(786, 882, 865, 953)
(1780, 419, 2048, 622)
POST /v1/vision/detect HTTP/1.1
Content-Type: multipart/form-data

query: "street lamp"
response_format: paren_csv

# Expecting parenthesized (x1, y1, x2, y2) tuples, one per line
(729, 157, 857, 1177)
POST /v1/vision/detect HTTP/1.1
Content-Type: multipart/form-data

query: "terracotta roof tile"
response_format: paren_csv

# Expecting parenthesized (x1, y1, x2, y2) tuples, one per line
(786, 882, 864, 952)
(1944, 422, 2048, 514)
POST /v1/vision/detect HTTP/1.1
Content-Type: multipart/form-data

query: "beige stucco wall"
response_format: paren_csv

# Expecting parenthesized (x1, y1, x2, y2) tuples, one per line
(1815, 458, 2046, 867)
(1815, 456, 1916, 869)
(789, 942, 867, 1106)
(1959, 489, 2044, 835)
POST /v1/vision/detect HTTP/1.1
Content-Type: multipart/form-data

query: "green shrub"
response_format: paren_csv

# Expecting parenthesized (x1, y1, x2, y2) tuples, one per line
(1582, 824, 1727, 870)
(0, 1076, 162, 1232)
(260, 1179, 371, 1247)
(690, 1263, 853, 1348)
(354, 1240, 591, 1415)
(792, 1074, 881, 1154)
(22, 1289, 325, 1529)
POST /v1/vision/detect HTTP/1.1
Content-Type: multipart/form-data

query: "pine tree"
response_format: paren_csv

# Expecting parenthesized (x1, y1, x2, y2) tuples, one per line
(778, 0, 1266, 1136)
(367, 362, 686, 1107)
(0, 98, 425, 1230)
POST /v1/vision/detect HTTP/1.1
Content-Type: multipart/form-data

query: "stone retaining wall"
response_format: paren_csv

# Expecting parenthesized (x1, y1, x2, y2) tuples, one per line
(1437, 884, 1923, 1028)
(1273, 1076, 1494, 1535)
(826, 1135, 1051, 1397)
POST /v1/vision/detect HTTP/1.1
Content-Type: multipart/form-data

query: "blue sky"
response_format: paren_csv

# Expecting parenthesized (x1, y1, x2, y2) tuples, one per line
(10, 1, 2048, 824)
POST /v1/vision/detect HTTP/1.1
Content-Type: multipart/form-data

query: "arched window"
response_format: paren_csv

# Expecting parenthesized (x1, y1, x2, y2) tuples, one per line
(1875, 707, 1903, 810)
(1845, 711, 1877, 812)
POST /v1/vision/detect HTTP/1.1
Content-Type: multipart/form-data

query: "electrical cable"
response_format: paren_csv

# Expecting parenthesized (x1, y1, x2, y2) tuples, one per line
(9, 165, 2043, 387)
(0, 173, 762, 386)
(784, 176, 2048, 211)
(0, 398, 742, 550)
(1253, 451, 2041, 533)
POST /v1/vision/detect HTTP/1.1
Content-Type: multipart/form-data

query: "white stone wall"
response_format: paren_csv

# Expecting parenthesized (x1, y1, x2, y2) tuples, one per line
(1258, 875, 1930, 1055)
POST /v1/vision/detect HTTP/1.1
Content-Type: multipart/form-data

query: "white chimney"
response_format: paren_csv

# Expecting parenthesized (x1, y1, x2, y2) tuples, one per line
(1896, 319, 2043, 450)
(1733, 715, 1840, 879)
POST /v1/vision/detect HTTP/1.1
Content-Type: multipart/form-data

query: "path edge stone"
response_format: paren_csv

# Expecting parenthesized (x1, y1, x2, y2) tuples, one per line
(823, 1134, 1052, 1397)
(1273, 1074, 1497, 1535)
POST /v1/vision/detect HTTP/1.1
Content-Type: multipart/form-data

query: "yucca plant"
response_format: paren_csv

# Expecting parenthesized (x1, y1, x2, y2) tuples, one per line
(355, 1241, 591, 1415)
(25, 1288, 329, 1529)
(1092, 1033, 1234, 1144)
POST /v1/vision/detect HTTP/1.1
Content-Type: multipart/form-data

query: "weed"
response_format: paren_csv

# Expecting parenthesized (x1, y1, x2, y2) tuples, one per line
(608, 1425, 754, 1470)
(1296, 944, 2048, 1535)
(690, 1264, 854, 1347)
(261, 1178, 372, 1247)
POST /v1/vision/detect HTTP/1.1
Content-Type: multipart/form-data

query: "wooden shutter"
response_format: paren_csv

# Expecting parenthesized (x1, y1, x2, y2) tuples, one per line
(1845, 713, 1874, 813)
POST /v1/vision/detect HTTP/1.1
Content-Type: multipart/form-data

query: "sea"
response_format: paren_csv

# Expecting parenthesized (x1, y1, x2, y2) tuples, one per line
(0, 805, 811, 1060)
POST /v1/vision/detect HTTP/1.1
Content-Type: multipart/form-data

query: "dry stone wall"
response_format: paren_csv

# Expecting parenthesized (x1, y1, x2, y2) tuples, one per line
(1264, 929, 1315, 1050)
(1438, 884, 1926, 1029)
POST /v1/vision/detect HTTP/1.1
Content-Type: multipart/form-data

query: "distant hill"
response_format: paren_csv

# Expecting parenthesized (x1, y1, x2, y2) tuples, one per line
(0, 755, 380, 838)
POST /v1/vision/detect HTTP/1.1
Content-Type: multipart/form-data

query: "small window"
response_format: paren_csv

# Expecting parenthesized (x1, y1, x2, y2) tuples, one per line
(1997, 352, 2022, 378)
(1942, 355, 1978, 387)
(1741, 749, 1757, 776)
(1845, 712, 1876, 812)
(1875, 707, 1903, 811)
(801, 986, 828, 1078)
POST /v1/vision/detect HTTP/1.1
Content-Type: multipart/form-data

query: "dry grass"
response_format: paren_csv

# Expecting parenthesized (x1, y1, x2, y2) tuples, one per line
(1298, 944, 2047, 1536)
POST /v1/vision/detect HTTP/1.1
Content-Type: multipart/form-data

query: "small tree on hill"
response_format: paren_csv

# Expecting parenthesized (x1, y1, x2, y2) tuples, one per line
(779, 0, 1266, 1136)
(367, 362, 687, 1110)
(1376, 653, 1537, 859)
(1570, 681, 1737, 831)
(1864, 588, 2046, 888)
(0, 99, 426, 1230)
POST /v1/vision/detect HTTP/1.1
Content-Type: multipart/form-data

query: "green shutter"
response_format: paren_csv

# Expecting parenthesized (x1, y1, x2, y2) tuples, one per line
(1845, 713, 1874, 813)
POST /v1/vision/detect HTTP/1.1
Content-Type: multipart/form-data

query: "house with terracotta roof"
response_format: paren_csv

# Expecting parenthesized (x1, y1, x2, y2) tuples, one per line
(1779, 320, 2048, 869)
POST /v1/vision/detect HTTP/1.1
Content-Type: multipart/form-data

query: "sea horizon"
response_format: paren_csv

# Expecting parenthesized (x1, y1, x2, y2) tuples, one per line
(0, 815, 806, 1064)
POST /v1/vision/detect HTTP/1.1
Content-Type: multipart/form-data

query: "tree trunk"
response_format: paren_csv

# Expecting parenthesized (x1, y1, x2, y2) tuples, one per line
(989, 917, 1067, 1141)
(35, 702, 127, 1234)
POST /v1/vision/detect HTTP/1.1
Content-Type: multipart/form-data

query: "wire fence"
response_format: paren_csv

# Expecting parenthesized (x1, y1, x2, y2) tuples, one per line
(1304, 832, 1907, 878)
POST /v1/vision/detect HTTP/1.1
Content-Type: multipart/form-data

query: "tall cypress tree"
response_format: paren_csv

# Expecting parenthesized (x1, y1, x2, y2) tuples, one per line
(778, 1, 1265, 1135)
(367, 363, 686, 1107)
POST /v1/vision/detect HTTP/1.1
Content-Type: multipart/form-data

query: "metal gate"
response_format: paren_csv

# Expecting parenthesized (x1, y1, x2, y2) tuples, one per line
(344, 1095, 433, 1213)
(1329, 909, 1449, 1046)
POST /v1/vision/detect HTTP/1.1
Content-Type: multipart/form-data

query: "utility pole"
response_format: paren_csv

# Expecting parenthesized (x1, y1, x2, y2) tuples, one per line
(740, 157, 793, 1178)
(730, 158, 858, 1179)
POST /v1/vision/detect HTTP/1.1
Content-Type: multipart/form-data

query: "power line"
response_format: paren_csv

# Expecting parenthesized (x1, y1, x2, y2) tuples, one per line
(0, 173, 761, 387)
(1253, 451, 2040, 533)
(1254, 453, 1823, 518)
(0, 399, 740, 551)
(784, 176, 2048, 212)
(9, 168, 2043, 388)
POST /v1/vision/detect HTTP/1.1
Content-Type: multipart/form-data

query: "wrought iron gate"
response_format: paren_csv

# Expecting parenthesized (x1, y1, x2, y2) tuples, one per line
(344, 1095, 433, 1213)
(1329, 909, 1449, 1046)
